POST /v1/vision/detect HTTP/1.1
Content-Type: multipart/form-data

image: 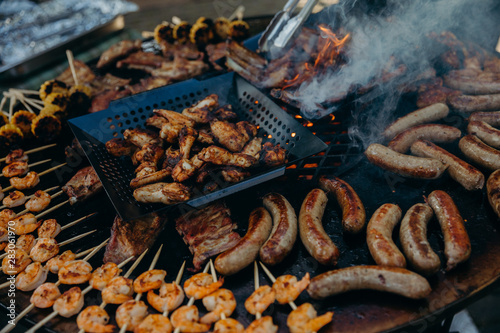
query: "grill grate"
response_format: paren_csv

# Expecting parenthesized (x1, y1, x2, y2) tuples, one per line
(69, 72, 327, 220)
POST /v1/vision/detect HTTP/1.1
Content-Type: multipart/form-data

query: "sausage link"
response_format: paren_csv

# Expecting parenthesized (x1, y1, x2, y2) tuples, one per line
(215, 207, 272, 275)
(399, 203, 441, 276)
(468, 120, 500, 149)
(318, 176, 366, 234)
(468, 111, 500, 127)
(365, 143, 447, 179)
(307, 265, 431, 300)
(366, 203, 406, 267)
(487, 170, 500, 219)
(443, 70, 500, 94)
(427, 190, 471, 271)
(298, 189, 340, 266)
(259, 193, 297, 266)
(410, 139, 484, 191)
(387, 124, 461, 153)
(458, 134, 500, 171)
(382, 103, 449, 139)
(448, 93, 500, 112)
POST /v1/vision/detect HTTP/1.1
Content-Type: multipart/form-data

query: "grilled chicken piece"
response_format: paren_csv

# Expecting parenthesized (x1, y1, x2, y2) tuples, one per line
(154, 109, 196, 127)
(97, 40, 142, 69)
(241, 137, 262, 160)
(195, 163, 216, 183)
(163, 148, 182, 171)
(133, 182, 191, 204)
(135, 162, 157, 178)
(149, 57, 208, 81)
(214, 105, 237, 121)
(159, 122, 183, 143)
(56, 60, 95, 86)
(146, 115, 168, 129)
(210, 120, 249, 152)
(123, 129, 162, 148)
(198, 146, 256, 168)
(260, 142, 286, 167)
(179, 127, 198, 159)
(133, 143, 164, 165)
(62, 166, 103, 205)
(105, 138, 136, 157)
(181, 94, 219, 124)
(236, 121, 257, 141)
(130, 169, 171, 189)
(116, 51, 165, 70)
(172, 156, 205, 182)
(197, 128, 214, 145)
(221, 167, 250, 183)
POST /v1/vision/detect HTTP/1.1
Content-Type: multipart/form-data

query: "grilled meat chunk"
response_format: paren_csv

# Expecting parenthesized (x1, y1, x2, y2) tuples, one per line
(62, 166, 103, 205)
(198, 146, 257, 168)
(179, 127, 198, 159)
(133, 143, 164, 165)
(133, 182, 191, 204)
(97, 40, 142, 69)
(123, 129, 162, 148)
(130, 169, 171, 189)
(172, 156, 205, 182)
(260, 142, 287, 167)
(181, 94, 219, 124)
(116, 51, 166, 70)
(56, 60, 95, 85)
(105, 138, 136, 157)
(210, 120, 250, 152)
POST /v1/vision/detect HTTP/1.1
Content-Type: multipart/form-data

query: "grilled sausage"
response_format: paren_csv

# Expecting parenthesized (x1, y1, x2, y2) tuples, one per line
(318, 176, 365, 234)
(366, 203, 406, 267)
(399, 203, 441, 276)
(458, 134, 500, 171)
(468, 120, 500, 149)
(259, 193, 297, 266)
(307, 265, 431, 300)
(387, 124, 461, 153)
(215, 207, 272, 275)
(365, 143, 447, 179)
(427, 190, 471, 271)
(487, 170, 500, 219)
(382, 103, 450, 139)
(468, 111, 500, 126)
(443, 70, 500, 95)
(410, 140, 484, 191)
(448, 94, 500, 112)
(298, 189, 340, 266)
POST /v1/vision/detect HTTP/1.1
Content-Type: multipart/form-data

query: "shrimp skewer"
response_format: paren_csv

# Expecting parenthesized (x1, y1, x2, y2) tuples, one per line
(0, 159, 51, 178)
(2, 162, 67, 193)
(25, 189, 63, 213)
(117, 245, 163, 333)
(203, 260, 237, 324)
(0, 144, 57, 163)
(9, 200, 69, 235)
(0, 186, 58, 210)
(1, 239, 109, 333)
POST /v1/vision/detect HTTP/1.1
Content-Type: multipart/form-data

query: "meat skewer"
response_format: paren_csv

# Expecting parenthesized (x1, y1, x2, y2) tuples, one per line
(0, 144, 57, 164)
(117, 245, 163, 333)
(0, 159, 51, 178)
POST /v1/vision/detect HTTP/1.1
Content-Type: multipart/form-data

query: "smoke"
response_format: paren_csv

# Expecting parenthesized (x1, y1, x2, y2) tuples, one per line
(294, 0, 499, 147)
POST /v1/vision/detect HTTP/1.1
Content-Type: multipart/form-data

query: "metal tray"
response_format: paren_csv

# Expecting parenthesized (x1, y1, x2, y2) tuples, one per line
(68, 72, 327, 220)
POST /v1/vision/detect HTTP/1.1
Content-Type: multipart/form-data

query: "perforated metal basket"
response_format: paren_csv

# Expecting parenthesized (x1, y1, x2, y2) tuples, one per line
(69, 73, 327, 220)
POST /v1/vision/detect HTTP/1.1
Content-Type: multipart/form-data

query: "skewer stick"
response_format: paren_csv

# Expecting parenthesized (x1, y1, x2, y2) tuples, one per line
(8, 96, 14, 120)
(14, 92, 34, 114)
(119, 245, 164, 333)
(33, 200, 69, 220)
(254, 261, 262, 320)
(228, 5, 245, 21)
(162, 260, 186, 317)
(0, 97, 6, 113)
(172, 16, 182, 25)
(209, 259, 227, 320)
(0, 159, 51, 177)
(1, 163, 67, 193)
(259, 261, 297, 311)
(9, 89, 39, 95)
(60, 212, 97, 231)
(0, 144, 57, 163)
(57, 229, 96, 247)
(0, 186, 58, 210)
(66, 50, 79, 86)
(20, 97, 42, 111)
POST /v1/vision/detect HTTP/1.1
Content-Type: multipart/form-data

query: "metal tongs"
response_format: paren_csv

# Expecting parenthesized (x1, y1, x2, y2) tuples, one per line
(258, 0, 319, 57)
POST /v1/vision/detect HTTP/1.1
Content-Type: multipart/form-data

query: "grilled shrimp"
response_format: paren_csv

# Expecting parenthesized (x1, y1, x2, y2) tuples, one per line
(53, 286, 84, 318)
(2, 191, 26, 208)
(135, 314, 173, 333)
(14, 234, 36, 253)
(2, 248, 31, 274)
(46, 250, 76, 274)
(26, 190, 52, 213)
(286, 303, 333, 333)
(11, 213, 40, 235)
(77, 305, 115, 333)
(214, 318, 244, 333)
(31, 282, 61, 308)
(101, 276, 134, 304)
(245, 316, 278, 333)
(272, 273, 310, 305)
(90, 262, 122, 290)
(170, 305, 211, 332)
(9, 171, 40, 190)
(200, 288, 236, 324)
(133, 269, 167, 293)
(2, 161, 29, 178)
(15, 261, 48, 291)
(184, 272, 224, 300)
(0, 242, 6, 251)
(244, 285, 275, 315)
(0, 227, 7, 243)
(0, 209, 15, 228)
(115, 300, 149, 331)
(147, 282, 184, 313)
(58, 260, 93, 284)
(37, 219, 61, 238)
(29, 237, 59, 262)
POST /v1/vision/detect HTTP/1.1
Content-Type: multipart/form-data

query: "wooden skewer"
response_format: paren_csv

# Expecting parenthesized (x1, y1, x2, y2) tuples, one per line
(9, 89, 39, 95)
(57, 229, 96, 247)
(0, 186, 58, 210)
(172, 16, 182, 25)
(12, 92, 34, 114)
(0, 159, 51, 177)
(209, 259, 227, 320)
(254, 261, 262, 320)
(8, 96, 14, 121)
(162, 260, 186, 317)
(14, 197, 68, 220)
(20, 97, 42, 111)
(0, 241, 109, 333)
(66, 50, 79, 86)
(0, 97, 7, 113)
(228, 5, 245, 21)
(259, 261, 297, 310)
(1, 163, 67, 193)
(119, 245, 164, 333)
(0, 144, 57, 163)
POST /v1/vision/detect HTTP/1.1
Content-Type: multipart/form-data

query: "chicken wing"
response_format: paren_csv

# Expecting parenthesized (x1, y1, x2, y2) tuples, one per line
(181, 94, 219, 124)
(241, 137, 262, 160)
(130, 169, 171, 189)
(210, 120, 248, 152)
(163, 148, 182, 171)
(214, 105, 238, 121)
(221, 167, 250, 183)
(172, 155, 205, 182)
(123, 129, 162, 147)
(133, 182, 191, 204)
(106, 138, 136, 157)
(260, 142, 287, 167)
(154, 109, 195, 127)
(179, 126, 198, 159)
(198, 146, 256, 168)
(133, 143, 164, 165)
(145, 115, 168, 129)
